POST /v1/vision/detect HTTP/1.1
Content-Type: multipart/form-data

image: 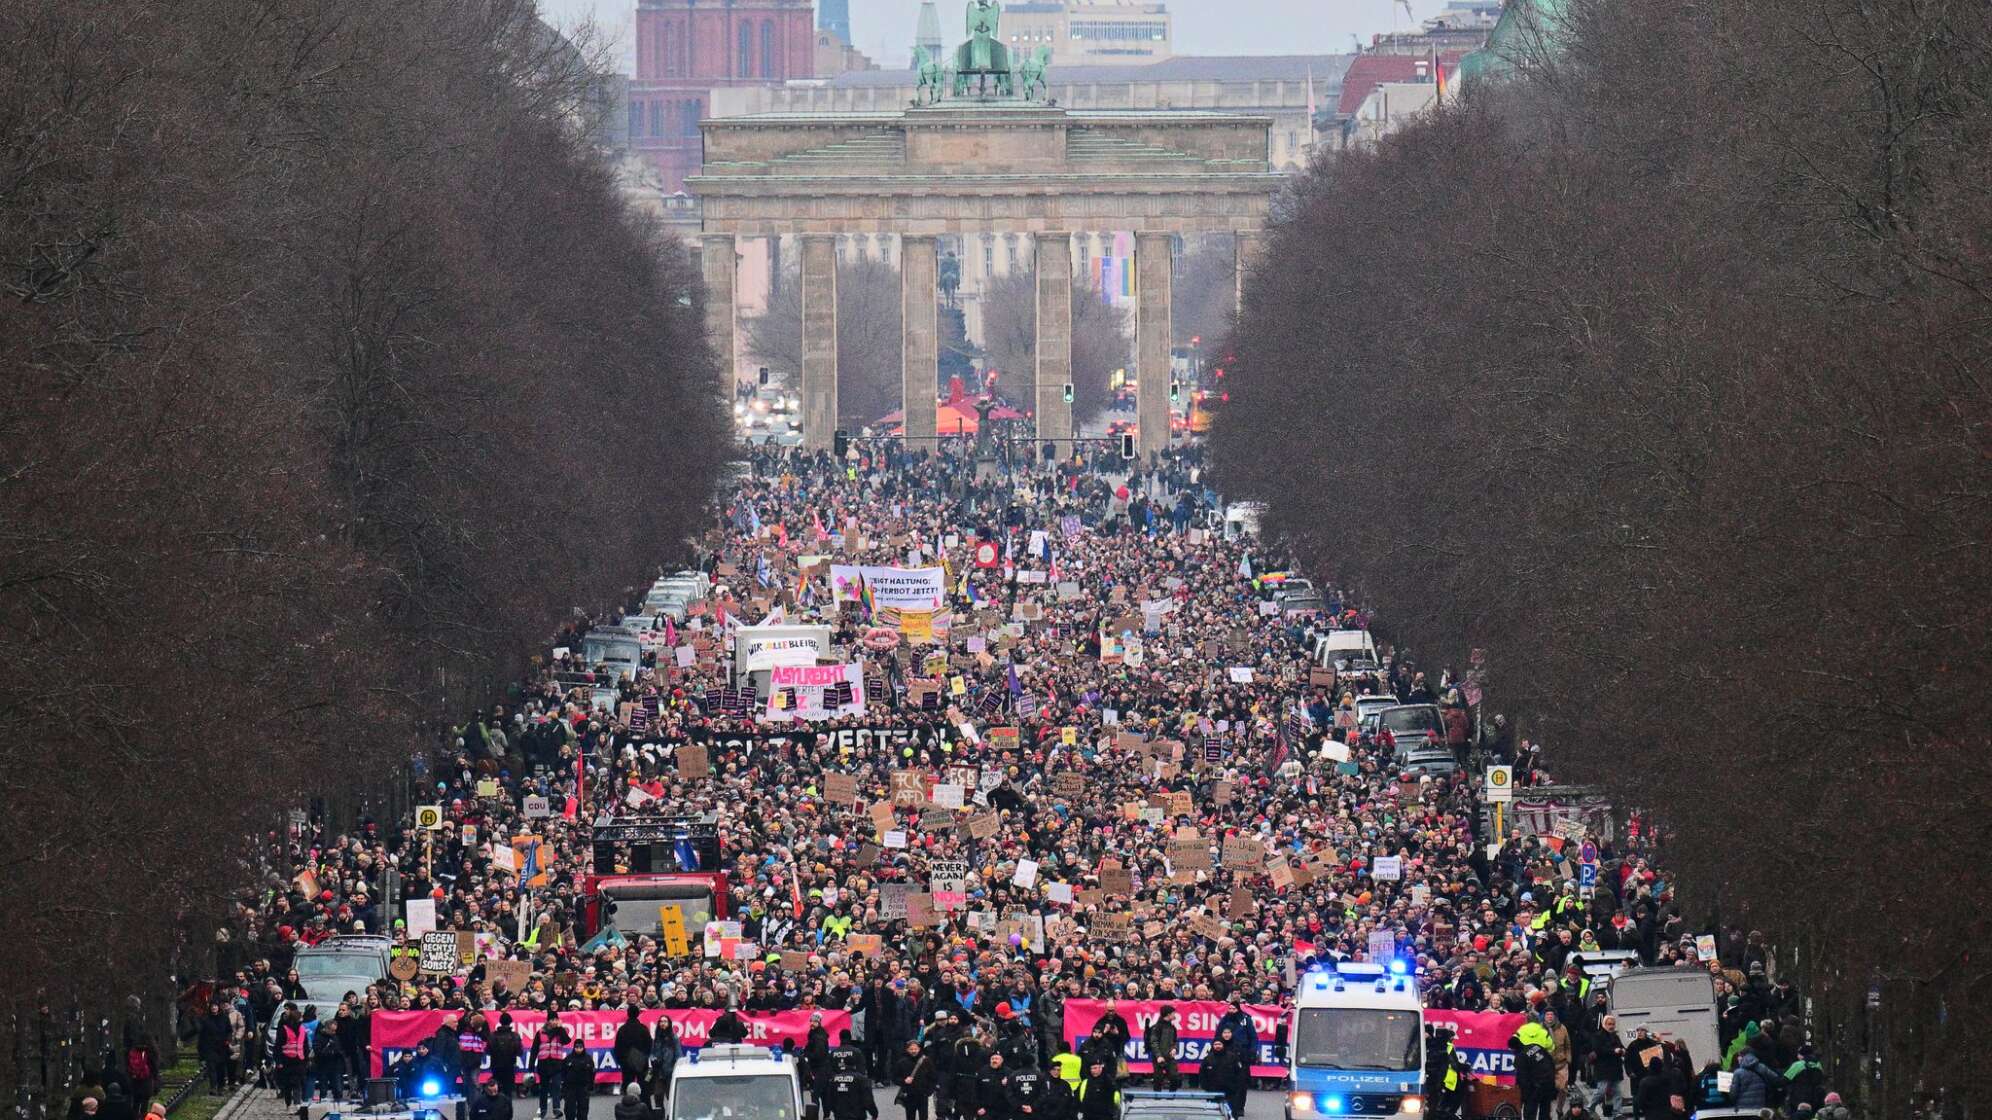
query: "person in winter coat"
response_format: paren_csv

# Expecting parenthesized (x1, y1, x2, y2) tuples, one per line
(471, 1080, 517, 1120)
(562, 1042, 595, 1120)
(533, 1025, 570, 1119)
(1084, 1004, 1129, 1078)
(489, 1015, 525, 1098)
(1510, 1020, 1559, 1120)
(197, 1003, 233, 1094)
(1544, 1011, 1573, 1098)
(1075, 1059, 1119, 1120)
(648, 1017, 681, 1109)
(893, 1040, 937, 1120)
(1142, 1007, 1180, 1092)
(1816, 1092, 1852, 1120)
(614, 1008, 652, 1098)
(1213, 998, 1257, 1063)
(1204, 1029, 1249, 1120)
(611, 1083, 652, 1120)
(276, 1008, 310, 1100)
(1783, 1048, 1826, 1115)
(826, 1059, 879, 1120)
(1586, 1016, 1627, 1119)
(312, 1019, 349, 1101)
(1729, 1052, 1784, 1110)
(963, 1052, 1007, 1120)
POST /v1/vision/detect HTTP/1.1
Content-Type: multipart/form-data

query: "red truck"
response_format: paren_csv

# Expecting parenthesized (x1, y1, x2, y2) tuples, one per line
(578, 815, 731, 941)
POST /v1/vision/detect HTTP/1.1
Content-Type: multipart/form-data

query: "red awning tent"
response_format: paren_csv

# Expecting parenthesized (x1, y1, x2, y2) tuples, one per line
(878, 383, 1027, 435)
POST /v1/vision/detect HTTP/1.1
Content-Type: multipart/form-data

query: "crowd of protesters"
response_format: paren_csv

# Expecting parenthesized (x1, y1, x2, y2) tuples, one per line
(171, 443, 1849, 1120)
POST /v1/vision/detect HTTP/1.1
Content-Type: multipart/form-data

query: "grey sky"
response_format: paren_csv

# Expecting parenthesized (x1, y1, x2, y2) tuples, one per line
(541, 0, 1455, 72)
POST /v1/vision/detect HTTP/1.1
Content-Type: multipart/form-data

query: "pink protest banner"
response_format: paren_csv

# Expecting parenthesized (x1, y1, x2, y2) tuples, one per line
(1062, 999, 1287, 1078)
(1424, 1009, 1526, 1085)
(369, 1008, 850, 1085)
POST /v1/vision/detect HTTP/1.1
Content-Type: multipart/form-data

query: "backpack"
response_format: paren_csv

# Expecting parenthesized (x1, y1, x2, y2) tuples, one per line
(127, 1048, 154, 1083)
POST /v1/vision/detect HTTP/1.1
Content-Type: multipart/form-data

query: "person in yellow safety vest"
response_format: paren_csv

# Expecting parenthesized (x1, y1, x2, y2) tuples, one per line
(821, 911, 853, 940)
(1050, 1045, 1082, 1092)
(1073, 1058, 1120, 1120)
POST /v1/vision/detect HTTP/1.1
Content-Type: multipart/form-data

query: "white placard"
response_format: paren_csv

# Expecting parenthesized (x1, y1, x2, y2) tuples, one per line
(1012, 859, 1040, 888)
(404, 899, 438, 939)
(1372, 856, 1403, 881)
(883, 830, 908, 849)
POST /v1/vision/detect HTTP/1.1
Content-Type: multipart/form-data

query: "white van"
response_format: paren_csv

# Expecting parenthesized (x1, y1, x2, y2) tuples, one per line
(670, 1044, 804, 1120)
(1314, 629, 1378, 669)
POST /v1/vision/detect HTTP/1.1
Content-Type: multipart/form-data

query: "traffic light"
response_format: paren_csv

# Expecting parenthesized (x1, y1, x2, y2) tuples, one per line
(833, 428, 850, 457)
(1169, 381, 1181, 403)
(758, 366, 771, 386)
(1062, 382, 1074, 404)
(1120, 432, 1136, 460)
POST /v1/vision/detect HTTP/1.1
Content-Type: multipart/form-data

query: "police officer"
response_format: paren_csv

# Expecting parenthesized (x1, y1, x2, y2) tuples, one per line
(827, 1057, 879, 1120)
(1002, 1060, 1052, 1120)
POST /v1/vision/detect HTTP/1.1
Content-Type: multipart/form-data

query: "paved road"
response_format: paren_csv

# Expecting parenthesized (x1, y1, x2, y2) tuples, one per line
(583, 1083, 1287, 1120)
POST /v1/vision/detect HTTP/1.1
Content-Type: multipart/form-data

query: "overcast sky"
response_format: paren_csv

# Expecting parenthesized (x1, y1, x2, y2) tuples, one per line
(540, 0, 1456, 72)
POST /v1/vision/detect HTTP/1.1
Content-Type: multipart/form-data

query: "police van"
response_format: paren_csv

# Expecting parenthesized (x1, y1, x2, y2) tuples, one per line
(1286, 962, 1425, 1120)
(669, 1044, 804, 1120)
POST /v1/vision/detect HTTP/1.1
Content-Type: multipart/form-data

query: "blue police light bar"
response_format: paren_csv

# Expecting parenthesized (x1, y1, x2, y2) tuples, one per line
(418, 1079, 444, 1098)
(1389, 958, 1409, 975)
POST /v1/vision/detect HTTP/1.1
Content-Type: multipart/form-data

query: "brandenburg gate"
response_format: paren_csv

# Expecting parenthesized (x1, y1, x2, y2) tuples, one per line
(686, 2, 1281, 455)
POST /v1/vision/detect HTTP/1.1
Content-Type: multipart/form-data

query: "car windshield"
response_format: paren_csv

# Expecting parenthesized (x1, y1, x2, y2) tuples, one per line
(605, 889, 714, 935)
(1381, 708, 1440, 734)
(1293, 1009, 1421, 1071)
(294, 953, 376, 979)
(672, 1075, 797, 1120)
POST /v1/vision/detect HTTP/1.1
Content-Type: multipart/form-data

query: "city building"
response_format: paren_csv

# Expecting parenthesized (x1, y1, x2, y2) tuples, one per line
(627, 0, 816, 190)
(1002, 1, 1172, 67)
(914, 1, 946, 66)
(710, 52, 1345, 343)
(817, 0, 851, 45)
(711, 54, 1344, 171)
(816, 30, 880, 77)
(1332, 52, 1466, 150)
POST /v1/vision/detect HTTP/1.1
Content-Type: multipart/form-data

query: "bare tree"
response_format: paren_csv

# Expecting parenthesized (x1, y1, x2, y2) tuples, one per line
(979, 270, 1132, 423)
(742, 253, 909, 428)
(1214, 0, 1992, 1106)
(0, 0, 728, 1082)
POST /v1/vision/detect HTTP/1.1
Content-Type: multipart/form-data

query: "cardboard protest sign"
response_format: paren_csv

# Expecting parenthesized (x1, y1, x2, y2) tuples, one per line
(1222, 835, 1266, 869)
(847, 934, 883, 958)
(968, 812, 1000, 840)
(1228, 885, 1256, 919)
(869, 801, 897, 837)
(677, 744, 710, 780)
(1169, 836, 1214, 870)
(1099, 863, 1134, 896)
(1268, 856, 1296, 889)
(822, 773, 859, 805)
(1092, 912, 1133, 941)
(486, 959, 530, 992)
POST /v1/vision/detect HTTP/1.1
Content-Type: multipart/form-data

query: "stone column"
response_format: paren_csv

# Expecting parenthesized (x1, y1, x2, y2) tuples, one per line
(1135, 231, 1173, 457)
(799, 234, 839, 451)
(1033, 231, 1073, 447)
(700, 234, 738, 390)
(1234, 229, 1266, 317)
(901, 235, 939, 444)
